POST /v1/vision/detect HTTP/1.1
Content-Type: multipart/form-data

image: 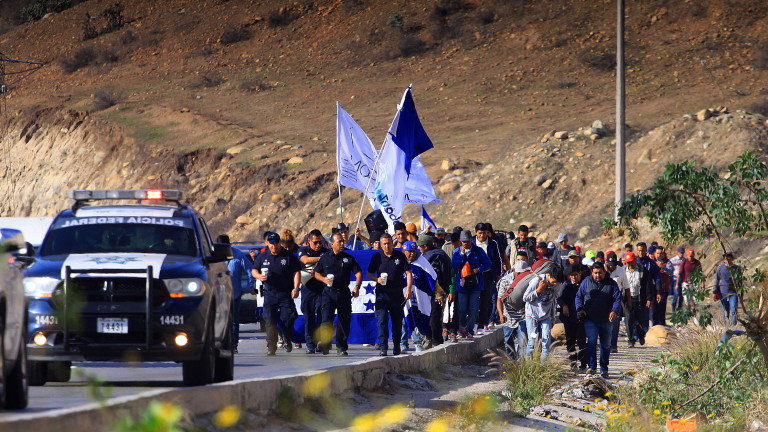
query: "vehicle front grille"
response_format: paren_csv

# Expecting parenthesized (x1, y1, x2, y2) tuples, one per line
(50, 278, 169, 310)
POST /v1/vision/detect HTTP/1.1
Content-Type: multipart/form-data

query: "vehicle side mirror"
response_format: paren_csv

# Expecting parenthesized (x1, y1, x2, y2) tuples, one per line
(12, 242, 36, 268)
(209, 243, 233, 263)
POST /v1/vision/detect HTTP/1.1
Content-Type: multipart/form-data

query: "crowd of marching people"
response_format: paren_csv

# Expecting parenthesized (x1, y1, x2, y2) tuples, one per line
(227, 220, 742, 378)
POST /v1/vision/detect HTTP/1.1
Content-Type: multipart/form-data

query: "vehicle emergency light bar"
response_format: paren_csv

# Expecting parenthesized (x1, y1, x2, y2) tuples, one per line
(70, 189, 184, 210)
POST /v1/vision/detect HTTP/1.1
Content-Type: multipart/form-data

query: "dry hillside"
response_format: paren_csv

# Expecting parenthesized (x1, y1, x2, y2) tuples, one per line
(1, 0, 768, 255)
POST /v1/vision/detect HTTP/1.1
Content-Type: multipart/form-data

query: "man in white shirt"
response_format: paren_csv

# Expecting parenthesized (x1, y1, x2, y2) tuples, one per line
(605, 256, 631, 353)
(669, 246, 685, 312)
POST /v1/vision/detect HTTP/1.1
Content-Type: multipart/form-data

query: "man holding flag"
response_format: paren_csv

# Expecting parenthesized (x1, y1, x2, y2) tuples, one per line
(400, 241, 438, 352)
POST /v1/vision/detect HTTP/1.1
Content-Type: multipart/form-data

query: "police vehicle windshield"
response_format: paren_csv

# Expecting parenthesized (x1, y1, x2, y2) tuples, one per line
(39, 216, 199, 257)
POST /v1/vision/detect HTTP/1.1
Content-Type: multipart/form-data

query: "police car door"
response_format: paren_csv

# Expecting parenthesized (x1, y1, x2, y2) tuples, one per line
(198, 217, 232, 340)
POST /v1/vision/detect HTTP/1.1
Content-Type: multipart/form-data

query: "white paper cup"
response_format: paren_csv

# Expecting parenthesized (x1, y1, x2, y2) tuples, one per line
(327, 274, 335, 287)
(261, 267, 269, 278)
(381, 273, 388, 285)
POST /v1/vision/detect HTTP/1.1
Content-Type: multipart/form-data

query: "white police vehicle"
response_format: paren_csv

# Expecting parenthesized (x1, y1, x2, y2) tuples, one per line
(23, 190, 234, 386)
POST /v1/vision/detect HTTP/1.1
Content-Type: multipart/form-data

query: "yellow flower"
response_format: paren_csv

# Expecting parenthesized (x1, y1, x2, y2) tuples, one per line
(213, 405, 241, 428)
(149, 401, 183, 424)
(380, 404, 409, 426)
(662, 401, 671, 406)
(604, 391, 613, 397)
(351, 413, 377, 432)
(425, 418, 450, 432)
(303, 372, 331, 397)
(653, 409, 661, 416)
(708, 413, 716, 418)
(693, 366, 699, 370)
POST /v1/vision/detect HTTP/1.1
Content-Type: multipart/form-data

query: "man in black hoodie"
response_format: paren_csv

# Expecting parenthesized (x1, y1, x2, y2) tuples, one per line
(418, 234, 451, 345)
(558, 264, 587, 371)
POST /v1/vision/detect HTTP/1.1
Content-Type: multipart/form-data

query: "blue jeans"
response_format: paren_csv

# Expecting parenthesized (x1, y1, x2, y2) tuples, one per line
(524, 317, 552, 359)
(458, 291, 481, 335)
(720, 294, 738, 326)
(502, 322, 527, 359)
(584, 319, 613, 373)
(610, 316, 621, 349)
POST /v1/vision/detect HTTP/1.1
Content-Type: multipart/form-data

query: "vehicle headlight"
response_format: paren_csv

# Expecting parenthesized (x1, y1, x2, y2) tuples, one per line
(163, 278, 205, 297)
(23, 277, 60, 298)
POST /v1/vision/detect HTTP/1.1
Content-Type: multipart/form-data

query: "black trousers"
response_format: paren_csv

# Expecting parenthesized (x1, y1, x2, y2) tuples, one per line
(627, 296, 647, 343)
(477, 272, 496, 329)
(263, 290, 298, 351)
(320, 288, 352, 351)
(430, 297, 444, 345)
(300, 287, 323, 350)
(375, 288, 405, 351)
(563, 320, 587, 368)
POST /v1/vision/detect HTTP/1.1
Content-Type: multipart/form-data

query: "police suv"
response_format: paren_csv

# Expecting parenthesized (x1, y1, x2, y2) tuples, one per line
(23, 190, 235, 386)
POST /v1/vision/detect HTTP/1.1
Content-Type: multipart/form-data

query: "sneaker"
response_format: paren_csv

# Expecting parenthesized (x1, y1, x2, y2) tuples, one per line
(277, 339, 285, 348)
(295, 343, 302, 349)
(466, 334, 474, 340)
(415, 344, 425, 352)
(601, 371, 610, 379)
(628, 341, 635, 348)
(442, 329, 449, 340)
(458, 328, 468, 339)
(379, 351, 387, 356)
(586, 369, 597, 376)
(337, 349, 348, 356)
(284, 343, 293, 353)
(392, 347, 401, 356)
(305, 347, 316, 354)
(400, 345, 409, 352)
(639, 335, 646, 346)
(578, 366, 587, 374)
(233, 347, 238, 354)
(267, 350, 276, 356)
(611, 347, 618, 354)
(450, 334, 458, 343)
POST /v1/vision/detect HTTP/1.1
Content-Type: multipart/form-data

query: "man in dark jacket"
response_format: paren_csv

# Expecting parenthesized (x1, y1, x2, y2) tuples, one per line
(558, 264, 587, 371)
(452, 229, 492, 339)
(636, 242, 661, 329)
(473, 223, 503, 333)
(551, 233, 576, 269)
(418, 234, 451, 345)
(575, 261, 622, 378)
(714, 252, 740, 326)
(512, 224, 537, 264)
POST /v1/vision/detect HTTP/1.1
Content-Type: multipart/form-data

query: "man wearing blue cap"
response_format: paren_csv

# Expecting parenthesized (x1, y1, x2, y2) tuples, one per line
(252, 232, 302, 356)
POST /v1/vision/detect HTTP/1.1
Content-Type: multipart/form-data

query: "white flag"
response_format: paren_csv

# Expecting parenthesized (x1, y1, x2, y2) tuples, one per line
(336, 103, 378, 196)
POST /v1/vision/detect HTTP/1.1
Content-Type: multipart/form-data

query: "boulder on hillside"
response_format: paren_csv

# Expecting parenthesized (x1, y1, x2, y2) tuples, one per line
(696, 108, 712, 122)
(441, 159, 456, 170)
(439, 182, 459, 193)
(645, 325, 672, 346)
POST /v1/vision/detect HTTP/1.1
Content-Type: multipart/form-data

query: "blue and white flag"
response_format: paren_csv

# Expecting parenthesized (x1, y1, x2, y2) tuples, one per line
(405, 156, 441, 205)
(337, 103, 439, 208)
(403, 255, 436, 337)
(420, 205, 437, 234)
(372, 86, 434, 233)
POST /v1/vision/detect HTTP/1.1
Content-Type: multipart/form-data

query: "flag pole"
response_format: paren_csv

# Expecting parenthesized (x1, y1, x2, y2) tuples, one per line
(335, 101, 345, 225)
(337, 183, 344, 224)
(351, 138, 388, 250)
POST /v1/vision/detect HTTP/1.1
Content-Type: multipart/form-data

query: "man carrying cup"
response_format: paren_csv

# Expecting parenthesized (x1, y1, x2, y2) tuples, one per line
(367, 232, 413, 356)
(252, 232, 302, 356)
(314, 233, 363, 356)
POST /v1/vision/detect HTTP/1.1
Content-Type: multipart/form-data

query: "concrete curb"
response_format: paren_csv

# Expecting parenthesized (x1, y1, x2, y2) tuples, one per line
(0, 330, 502, 431)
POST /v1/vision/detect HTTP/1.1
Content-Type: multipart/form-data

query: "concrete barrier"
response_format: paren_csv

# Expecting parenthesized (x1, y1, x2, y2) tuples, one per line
(0, 329, 502, 431)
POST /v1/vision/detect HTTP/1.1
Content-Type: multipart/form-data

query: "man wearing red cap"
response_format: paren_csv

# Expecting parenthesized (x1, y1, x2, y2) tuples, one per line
(677, 249, 702, 311)
(620, 252, 650, 347)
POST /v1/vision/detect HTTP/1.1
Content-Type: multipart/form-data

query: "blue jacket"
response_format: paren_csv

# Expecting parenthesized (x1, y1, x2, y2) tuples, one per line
(575, 275, 622, 322)
(228, 247, 255, 299)
(473, 237, 503, 278)
(451, 245, 492, 293)
(714, 263, 739, 297)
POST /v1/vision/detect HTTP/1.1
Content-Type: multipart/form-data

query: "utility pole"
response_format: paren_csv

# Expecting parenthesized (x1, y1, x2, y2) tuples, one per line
(615, 0, 626, 220)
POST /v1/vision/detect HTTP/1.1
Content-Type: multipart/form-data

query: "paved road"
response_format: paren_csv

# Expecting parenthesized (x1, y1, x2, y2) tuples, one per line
(1, 324, 430, 416)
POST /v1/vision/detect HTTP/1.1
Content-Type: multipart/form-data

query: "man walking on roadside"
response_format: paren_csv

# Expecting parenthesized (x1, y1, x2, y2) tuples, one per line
(551, 233, 576, 269)
(575, 261, 622, 378)
(452, 229, 492, 339)
(253, 232, 302, 356)
(314, 233, 363, 356)
(714, 252, 741, 326)
(367, 233, 413, 356)
(297, 229, 329, 354)
(677, 249, 703, 312)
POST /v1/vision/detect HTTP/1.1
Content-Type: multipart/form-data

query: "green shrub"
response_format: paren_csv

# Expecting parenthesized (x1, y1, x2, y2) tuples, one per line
(501, 357, 564, 414)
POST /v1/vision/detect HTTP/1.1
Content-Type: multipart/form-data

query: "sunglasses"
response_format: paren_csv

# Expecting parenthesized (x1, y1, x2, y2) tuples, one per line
(311, 241, 323, 245)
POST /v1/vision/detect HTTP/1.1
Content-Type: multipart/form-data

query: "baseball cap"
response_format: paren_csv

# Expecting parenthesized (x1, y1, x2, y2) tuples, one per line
(583, 257, 595, 267)
(556, 233, 568, 243)
(687, 249, 695, 256)
(596, 251, 605, 259)
(623, 252, 637, 263)
(405, 222, 417, 234)
(585, 250, 596, 259)
(436, 227, 446, 234)
(605, 258, 619, 267)
(568, 250, 580, 257)
(267, 232, 281, 244)
(547, 241, 555, 249)
(606, 251, 618, 261)
(677, 246, 686, 253)
(537, 241, 548, 249)
(417, 235, 433, 247)
(459, 230, 473, 242)
(648, 245, 657, 255)
(514, 260, 531, 272)
(402, 241, 417, 251)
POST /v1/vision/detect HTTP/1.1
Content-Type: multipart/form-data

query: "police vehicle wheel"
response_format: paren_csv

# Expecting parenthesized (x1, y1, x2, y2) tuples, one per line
(46, 361, 72, 382)
(4, 334, 29, 409)
(28, 361, 47, 386)
(214, 304, 234, 382)
(182, 313, 216, 386)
